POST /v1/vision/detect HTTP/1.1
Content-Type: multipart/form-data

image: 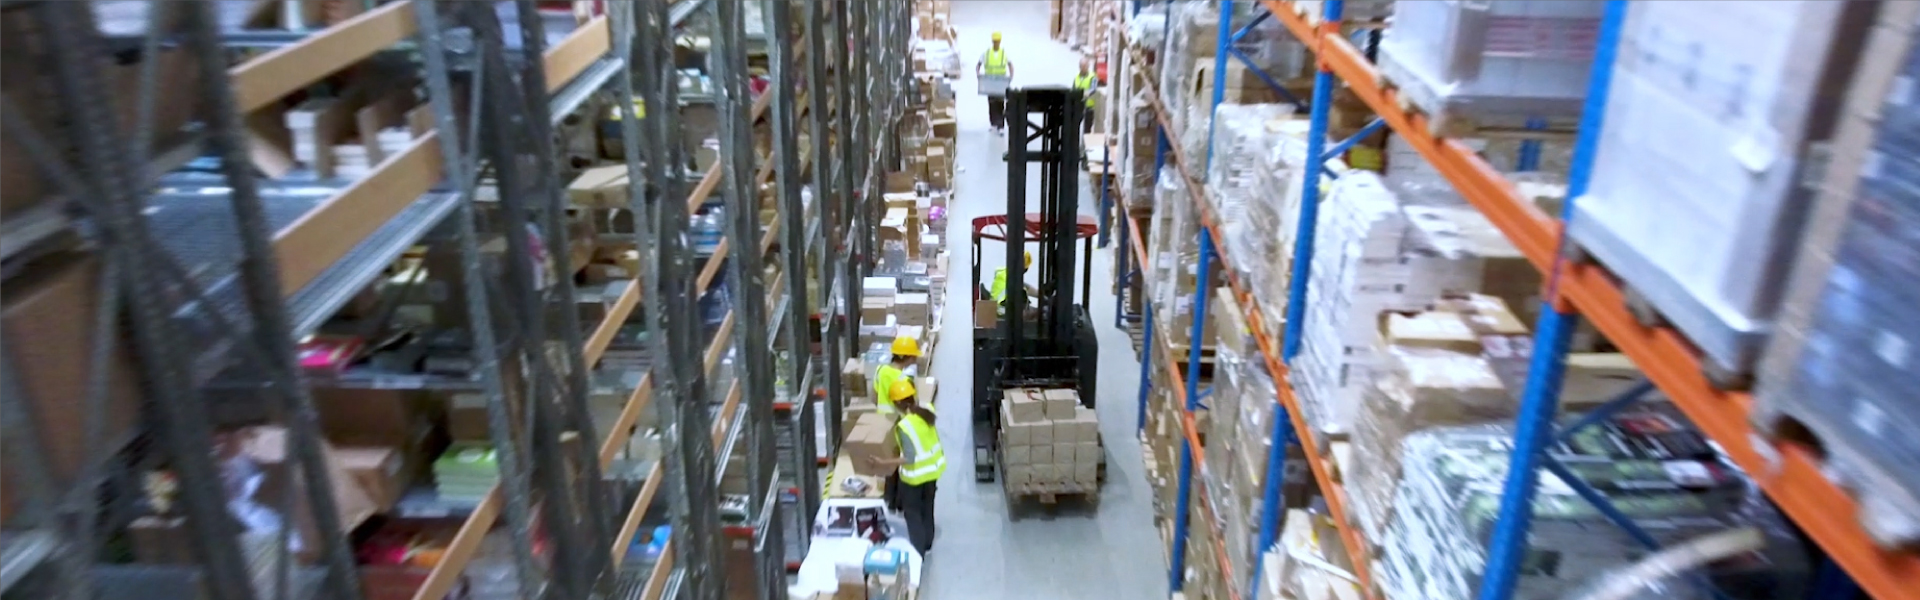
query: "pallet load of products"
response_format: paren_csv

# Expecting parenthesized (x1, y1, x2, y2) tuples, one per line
(1755, 0, 1920, 552)
(1000, 388, 1104, 497)
(1051, 0, 1121, 52)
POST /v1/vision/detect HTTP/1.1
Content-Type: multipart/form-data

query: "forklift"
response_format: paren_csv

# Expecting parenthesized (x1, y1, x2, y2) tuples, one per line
(970, 86, 1101, 482)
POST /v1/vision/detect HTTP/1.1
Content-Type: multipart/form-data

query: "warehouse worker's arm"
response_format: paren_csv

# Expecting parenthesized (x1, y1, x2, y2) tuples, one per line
(869, 428, 915, 469)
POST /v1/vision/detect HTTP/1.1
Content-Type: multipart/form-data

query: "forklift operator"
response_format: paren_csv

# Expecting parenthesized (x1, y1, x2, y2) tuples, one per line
(987, 251, 1041, 316)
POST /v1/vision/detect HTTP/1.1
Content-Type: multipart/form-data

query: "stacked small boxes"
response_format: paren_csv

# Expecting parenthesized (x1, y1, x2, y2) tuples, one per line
(999, 387, 1102, 494)
(1295, 172, 1534, 437)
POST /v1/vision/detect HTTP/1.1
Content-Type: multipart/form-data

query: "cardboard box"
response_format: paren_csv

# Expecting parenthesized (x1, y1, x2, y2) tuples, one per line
(1002, 406, 1032, 445)
(894, 293, 931, 326)
(1070, 407, 1100, 442)
(1042, 388, 1080, 420)
(1053, 443, 1078, 465)
(337, 446, 408, 510)
(1032, 464, 1057, 484)
(0, 253, 142, 521)
(1005, 466, 1032, 486)
(241, 426, 377, 560)
(1074, 463, 1099, 484)
(1006, 387, 1047, 423)
(566, 164, 631, 209)
(861, 297, 894, 324)
(974, 299, 998, 328)
(1075, 443, 1103, 464)
(841, 413, 897, 476)
(1030, 445, 1054, 464)
(1006, 445, 1031, 465)
(1029, 422, 1055, 445)
(842, 358, 869, 398)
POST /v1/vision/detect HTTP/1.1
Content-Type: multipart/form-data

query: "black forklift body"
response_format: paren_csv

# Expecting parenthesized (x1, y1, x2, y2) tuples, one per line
(969, 86, 1100, 482)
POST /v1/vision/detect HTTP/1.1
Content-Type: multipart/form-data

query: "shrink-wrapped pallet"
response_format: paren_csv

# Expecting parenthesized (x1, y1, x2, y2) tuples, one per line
(1375, 0, 1604, 128)
(1754, 0, 1920, 549)
(1570, 0, 1875, 376)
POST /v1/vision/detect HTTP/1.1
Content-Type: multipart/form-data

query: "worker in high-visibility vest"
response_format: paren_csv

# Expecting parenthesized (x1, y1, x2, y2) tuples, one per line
(1072, 59, 1099, 134)
(873, 336, 921, 416)
(987, 251, 1038, 317)
(867, 379, 945, 555)
(975, 31, 1015, 135)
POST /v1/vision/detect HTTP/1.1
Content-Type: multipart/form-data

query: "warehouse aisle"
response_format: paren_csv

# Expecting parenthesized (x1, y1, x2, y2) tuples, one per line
(920, 2, 1170, 598)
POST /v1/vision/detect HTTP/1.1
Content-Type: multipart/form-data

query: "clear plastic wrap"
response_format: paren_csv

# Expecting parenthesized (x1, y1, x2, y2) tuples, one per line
(1376, 1, 1603, 122)
(1754, 19, 1920, 543)
(1206, 104, 1298, 295)
(1378, 405, 1812, 600)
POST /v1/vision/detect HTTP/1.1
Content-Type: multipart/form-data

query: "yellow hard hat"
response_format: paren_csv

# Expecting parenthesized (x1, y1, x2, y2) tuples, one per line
(889, 378, 917, 402)
(890, 336, 921, 357)
(991, 32, 1002, 42)
(1024, 251, 1033, 268)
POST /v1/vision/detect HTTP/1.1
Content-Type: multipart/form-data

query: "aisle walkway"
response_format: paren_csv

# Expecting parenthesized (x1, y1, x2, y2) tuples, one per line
(921, 2, 1169, 598)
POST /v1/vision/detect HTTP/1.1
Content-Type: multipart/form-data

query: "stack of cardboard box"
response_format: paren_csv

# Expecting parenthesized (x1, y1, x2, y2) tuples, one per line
(999, 388, 1103, 494)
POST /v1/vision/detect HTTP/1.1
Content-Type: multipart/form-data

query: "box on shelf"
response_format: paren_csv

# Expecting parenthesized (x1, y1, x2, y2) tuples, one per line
(1376, 1, 1605, 131)
(0, 253, 142, 521)
(1570, 0, 1876, 377)
(565, 164, 631, 209)
(1755, 0, 1920, 548)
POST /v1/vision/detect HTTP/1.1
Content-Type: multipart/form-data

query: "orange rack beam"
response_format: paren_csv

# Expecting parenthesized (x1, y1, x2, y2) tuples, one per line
(1259, 2, 1920, 599)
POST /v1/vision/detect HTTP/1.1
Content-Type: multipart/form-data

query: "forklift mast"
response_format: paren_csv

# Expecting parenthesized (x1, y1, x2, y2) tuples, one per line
(1000, 86, 1095, 368)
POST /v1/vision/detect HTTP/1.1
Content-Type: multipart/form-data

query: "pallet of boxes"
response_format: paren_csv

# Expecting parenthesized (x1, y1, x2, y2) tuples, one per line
(998, 387, 1104, 510)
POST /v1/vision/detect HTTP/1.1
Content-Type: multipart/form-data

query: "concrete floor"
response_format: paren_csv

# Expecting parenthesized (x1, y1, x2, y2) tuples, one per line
(918, 2, 1170, 598)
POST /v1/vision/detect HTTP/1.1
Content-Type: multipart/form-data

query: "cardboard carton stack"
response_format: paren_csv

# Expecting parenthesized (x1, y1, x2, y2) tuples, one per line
(999, 387, 1103, 494)
(841, 413, 899, 477)
(1294, 171, 1536, 438)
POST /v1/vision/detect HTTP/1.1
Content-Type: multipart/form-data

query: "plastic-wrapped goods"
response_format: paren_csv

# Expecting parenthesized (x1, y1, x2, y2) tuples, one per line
(1569, 0, 1874, 376)
(1349, 301, 1529, 541)
(1121, 88, 1161, 209)
(1379, 405, 1812, 600)
(1128, 4, 1169, 51)
(1206, 104, 1299, 293)
(1294, 173, 1513, 436)
(1376, 1, 1604, 125)
(1755, 2, 1920, 547)
(1295, 0, 1394, 25)
(1157, 2, 1209, 135)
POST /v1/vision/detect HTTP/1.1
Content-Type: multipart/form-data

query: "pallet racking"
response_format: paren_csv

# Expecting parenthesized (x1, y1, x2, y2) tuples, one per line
(0, 1, 911, 599)
(1119, 1, 1920, 600)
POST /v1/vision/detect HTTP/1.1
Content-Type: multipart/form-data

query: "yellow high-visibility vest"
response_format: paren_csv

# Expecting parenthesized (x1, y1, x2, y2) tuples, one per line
(895, 414, 947, 485)
(874, 364, 905, 415)
(1073, 73, 1096, 108)
(989, 267, 1010, 304)
(984, 48, 1009, 76)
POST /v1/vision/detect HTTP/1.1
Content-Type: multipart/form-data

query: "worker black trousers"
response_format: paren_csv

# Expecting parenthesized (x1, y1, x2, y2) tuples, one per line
(899, 480, 938, 555)
(988, 95, 1006, 130)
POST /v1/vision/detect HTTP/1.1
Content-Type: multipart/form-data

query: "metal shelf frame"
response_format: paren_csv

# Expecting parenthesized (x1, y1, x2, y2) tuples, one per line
(1127, 1, 1920, 599)
(0, 1, 905, 598)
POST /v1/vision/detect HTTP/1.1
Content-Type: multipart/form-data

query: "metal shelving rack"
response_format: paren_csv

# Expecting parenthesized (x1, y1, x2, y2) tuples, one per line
(0, 0, 907, 599)
(1127, 1, 1920, 600)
